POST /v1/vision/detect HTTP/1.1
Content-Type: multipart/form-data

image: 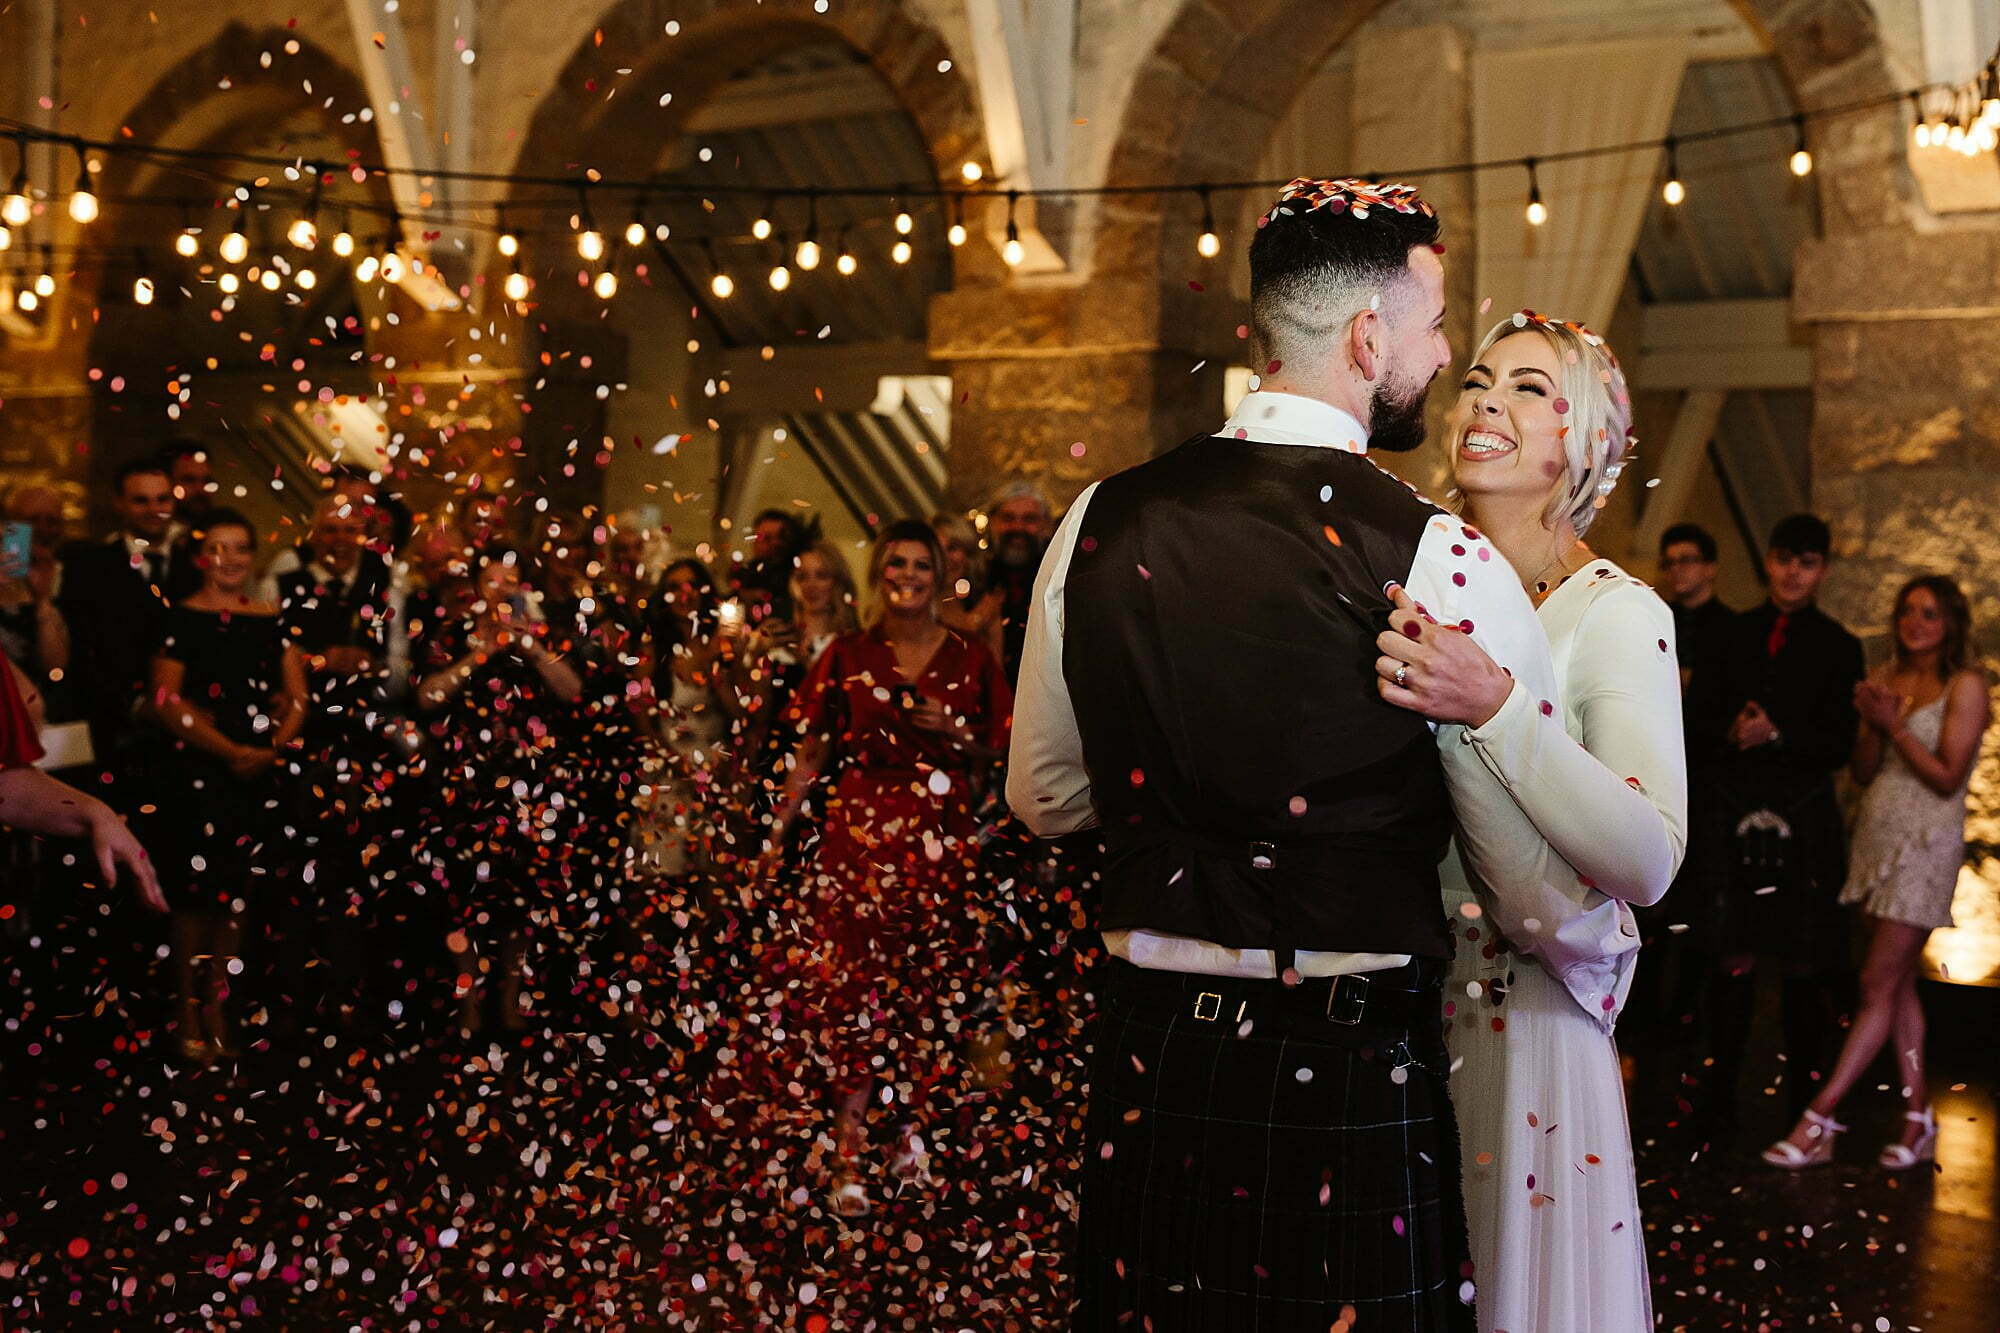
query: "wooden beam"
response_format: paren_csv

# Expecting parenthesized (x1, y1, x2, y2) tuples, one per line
(683, 65, 903, 134)
(1631, 388, 1726, 562)
(1636, 298, 1811, 389)
(701, 340, 937, 416)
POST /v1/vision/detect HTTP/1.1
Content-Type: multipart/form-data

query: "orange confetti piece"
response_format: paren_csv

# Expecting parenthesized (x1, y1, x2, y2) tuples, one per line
(1322, 524, 1342, 547)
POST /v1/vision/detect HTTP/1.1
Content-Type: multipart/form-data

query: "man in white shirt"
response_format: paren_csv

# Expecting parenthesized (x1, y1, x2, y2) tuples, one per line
(1008, 178, 1559, 1331)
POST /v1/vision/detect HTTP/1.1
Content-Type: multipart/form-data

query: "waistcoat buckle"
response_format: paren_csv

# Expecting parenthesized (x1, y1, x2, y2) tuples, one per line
(1327, 973, 1369, 1025)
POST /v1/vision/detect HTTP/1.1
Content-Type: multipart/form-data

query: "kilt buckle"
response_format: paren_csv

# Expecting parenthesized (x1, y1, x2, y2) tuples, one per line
(1326, 973, 1368, 1025)
(1193, 991, 1223, 1022)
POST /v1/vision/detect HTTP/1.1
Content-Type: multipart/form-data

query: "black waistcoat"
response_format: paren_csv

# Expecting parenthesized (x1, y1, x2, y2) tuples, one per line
(1062, 435, 1454, 960)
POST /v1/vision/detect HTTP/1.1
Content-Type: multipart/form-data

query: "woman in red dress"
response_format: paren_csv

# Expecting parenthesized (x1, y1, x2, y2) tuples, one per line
(767, 518, 1013, 1215)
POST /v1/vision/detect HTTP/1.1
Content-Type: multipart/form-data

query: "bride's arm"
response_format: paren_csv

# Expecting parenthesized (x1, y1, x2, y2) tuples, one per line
(1458, 584, 1687, 907)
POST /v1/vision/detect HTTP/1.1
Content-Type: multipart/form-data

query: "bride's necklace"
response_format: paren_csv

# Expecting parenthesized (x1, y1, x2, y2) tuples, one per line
(1526, 540, 1588, 603)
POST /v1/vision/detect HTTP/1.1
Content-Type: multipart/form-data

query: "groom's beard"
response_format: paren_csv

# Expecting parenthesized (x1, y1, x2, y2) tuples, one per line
(1367, 369, 1434, 454)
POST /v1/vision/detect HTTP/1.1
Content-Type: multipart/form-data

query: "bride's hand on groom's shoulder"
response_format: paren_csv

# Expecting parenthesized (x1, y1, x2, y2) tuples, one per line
(1374, 584, 1516, 728)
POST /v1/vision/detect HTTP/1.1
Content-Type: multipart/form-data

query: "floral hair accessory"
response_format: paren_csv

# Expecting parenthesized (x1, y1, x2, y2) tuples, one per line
(1263, 177, 1433, 225)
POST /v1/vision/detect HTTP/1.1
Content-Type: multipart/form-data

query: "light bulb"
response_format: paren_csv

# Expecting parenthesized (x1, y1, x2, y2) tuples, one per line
(0, 222, 9, 251)
(295, 267, 317, 290)
(947, 221, 967, 247)
(503, 269, 530, 301)
(69, 185, 99, 225)
(624, 219, 646, 247)
(16, 288, 37, 312)
(751, 214, 773, 241)
(218, 271, 241, 294)
(895, 210, 914, 235)
(593, 269, 618, 299)
(380, 251, 406, 282)
(133, 275, 155, 305)
(1196, 229, 1221, 258)
(219, 229, 249, 264)
(288, 216, 318, 249)
(1984, 98, 2000, 128)
(577, 228, 605, 262)
(1, 188, 28, 228)
(354, 254, 380, 283)
(709, 270, 734, 299)
(175, 229, 200, 257)
(1002, 236, 1025, 267)
(891, 239, 912, 265)
(1661, 177, 1685, 206)
(836, 249, 858, 276)
(768, 263, 791, 292)
(1914, 122, 1932, 148)
(795, 237, 820, 271)
(497, 230, 519, 258)
(1790, 148, 1813, 177)
(331, 229, 355, 257)
(654, 222, 671, 241)
(1525, 198, 1548, 227)
(259, 267, 283, 291)
(960, 162, 983, 183)
(33, 270, 55, 298)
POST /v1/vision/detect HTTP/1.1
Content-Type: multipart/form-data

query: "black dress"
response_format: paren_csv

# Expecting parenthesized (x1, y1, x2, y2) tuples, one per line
(153, 607, 288, 910)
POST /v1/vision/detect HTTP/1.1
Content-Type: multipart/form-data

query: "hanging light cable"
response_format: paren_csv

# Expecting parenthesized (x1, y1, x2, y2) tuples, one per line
(174, 203, 200, 257)
(219, 203, 250, 264)
(575, 186, 604, 262)
(330, 210, 355, 258)
(768, 235, 792, 291)
(2, 135, 29, 228)
(795, 192, 821, 271)
(947, 193, 967, 248)
(288, 173, 320, 249)
(704, 239, 734, 299)
(67, 145, 98, 224)
(1524, 157, 1547, 227)
(624, 195, 647, 247)
(1788, 115, 1814, 177)
(496, 205, 520, 258)
(33, 244, 55, 298)
(750, 196, 775, 241)
(1195, 186, 1220, 258)
(1002, 191, 1025, 267)
(132, 248, 154, 305)
(1661, 137, 1685, 206)
(835, 229, 858, 276)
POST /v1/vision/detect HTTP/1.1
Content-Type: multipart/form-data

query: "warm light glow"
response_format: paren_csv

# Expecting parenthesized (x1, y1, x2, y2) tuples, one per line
(295, 267, 317, 290)
(497, 230, 519, 258)
(288, 216, 318, 249)
(0, 222, 9, 251)
(1196, 229, 1221, 258)
(947, 221, 967, 247)
(1984, 98, 2000, 128)
(577, 228, 605, 262)
(33, 270, 55, 298)
(835, 249, 858, 276)
(133, 275, 154, 305)
(503, 269, 530, 301)
(331, 229, 355, 258)
(593, 269, 618, 299)
(1661, 177, 1685, 206)
(895, 210, 914, 235)
(174, 229, 200, 257)
(219, 229, 249, 264)
(1790, 148, 1814, 177)
(709, 270, 734, 299)
(1915, 122, 1932, 148)
(0, 190, 28, 228)
(891, 239, 912, 265)
(380, 250, 407, 283)
(960, 162, 984, 183)
(218, 271, 241, 294)
(795, 238, 821, 271)
(624, 219, 646, 247)
(16, 288, 37, 312)
(259, 267, 282, 291)
(1002, 236, 1025, 267)
(751, 215, 773, 241)
(654, 222, 671, 241)
(69, 187, 99, 225)
(768, 263, 791, 292)
(353, 254, 380, 283)
(1525, 198, 1548, 227)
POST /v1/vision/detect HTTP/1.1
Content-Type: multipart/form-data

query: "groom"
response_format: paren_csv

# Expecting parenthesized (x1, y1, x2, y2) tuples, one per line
(1008, 179, 1560, 1330)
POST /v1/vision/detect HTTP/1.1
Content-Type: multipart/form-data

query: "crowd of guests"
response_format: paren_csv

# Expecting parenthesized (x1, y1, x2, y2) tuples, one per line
(1635, 515, 1987, 1169)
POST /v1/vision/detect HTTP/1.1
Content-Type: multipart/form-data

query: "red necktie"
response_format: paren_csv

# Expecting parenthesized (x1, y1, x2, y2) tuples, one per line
(1766, 612, 1790, 659)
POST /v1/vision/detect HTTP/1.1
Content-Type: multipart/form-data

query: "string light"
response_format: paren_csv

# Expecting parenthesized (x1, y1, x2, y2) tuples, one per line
(353, 252, 380, 283)
(704, 240, 733, 299)
(496, 207, 519, 258)
(891, 238, 912, 264)
(1661, 138, 1685, 206)
(380, 249, 407, 283)
(795, 193, 821, 270)
(835, 230, 858, 276)
(947, 193, 967, 247)
(218, 212, 249, 265)
(2, 136, 28, 228)
(1195, 186, 1220, 258)
(16, 286, 36, 313)
(1524, 157, 1547, 227)
(330, 212, 356, 258)
(768, 251, 792, 291)
(960, 161, 984, 183)
(503, 268, 530, 301)
(294, 266, 317, 290)
(288, 176, 319, 248)
(130, 248, 154, 304)
(258, 266, 282, 291)
(894, 204, 914, 235)
(750, 198, 774, 241)
(33, 246, 54, 298)
(654, 221, 671, 241)
(593, 268, 618, 299)
(1002, 191, 1025, 267)
(174, 204, 200, 257)
(217, 270, 240, 294)
(1789, 115, 1814, 176)
(67, 148, 98, 225)
(575, 188, 604, 262)
(624, 199, 647, 247)
(0, 220, 9, 251)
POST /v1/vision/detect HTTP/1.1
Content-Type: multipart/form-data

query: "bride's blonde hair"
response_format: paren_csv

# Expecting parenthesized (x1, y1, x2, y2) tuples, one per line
(1469, 311, 1635, 537)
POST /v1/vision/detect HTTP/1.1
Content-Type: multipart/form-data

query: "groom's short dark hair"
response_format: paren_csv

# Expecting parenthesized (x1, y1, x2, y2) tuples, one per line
(1248, 180, 1442, 365)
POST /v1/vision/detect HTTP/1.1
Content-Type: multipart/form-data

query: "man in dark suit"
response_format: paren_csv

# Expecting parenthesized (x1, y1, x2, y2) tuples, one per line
(56, 458, 194, 807)
(1686, 513, 1864, 1135)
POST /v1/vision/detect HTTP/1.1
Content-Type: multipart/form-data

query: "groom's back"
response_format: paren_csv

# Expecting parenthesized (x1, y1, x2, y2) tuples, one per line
(1062, 435, 1455, 957)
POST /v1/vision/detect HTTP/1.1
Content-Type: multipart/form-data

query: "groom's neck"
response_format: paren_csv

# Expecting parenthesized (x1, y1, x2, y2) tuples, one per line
(1260, 372, 1374, 435)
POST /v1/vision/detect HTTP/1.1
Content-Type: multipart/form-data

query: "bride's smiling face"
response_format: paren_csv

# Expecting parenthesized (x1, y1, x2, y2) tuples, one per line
(1449, 331, 1572, 510)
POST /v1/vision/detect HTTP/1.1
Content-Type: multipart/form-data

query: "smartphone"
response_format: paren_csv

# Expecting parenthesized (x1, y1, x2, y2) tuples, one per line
(0, 521, 30, 577)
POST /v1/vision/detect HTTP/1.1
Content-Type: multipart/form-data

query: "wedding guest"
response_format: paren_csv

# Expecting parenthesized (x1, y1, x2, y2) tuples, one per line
(1659, 522, 1731, 690)
(733, 541, 861, 825)
(931, 511, 1004, 664)
(0, 517, 67, 686)
(1375, 310, 1685, 1332)
(735, 509, 808, 624)
(1687, 513, 1865, 1134)
(635, 558, 735, 883)
(766, 519, 1012, 1216)
(984, 481, 1053, 685)
(1762, 575, 1988, 1170)
(148, 509, 308, 1063)
(158, 440, 217, 545)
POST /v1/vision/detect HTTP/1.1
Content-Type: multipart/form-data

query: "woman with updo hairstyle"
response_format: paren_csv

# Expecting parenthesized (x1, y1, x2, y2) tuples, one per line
(930, 510, 1004, 663)
(1759, 574, 1989, 1173)
(1374, 312, 1687, 1331)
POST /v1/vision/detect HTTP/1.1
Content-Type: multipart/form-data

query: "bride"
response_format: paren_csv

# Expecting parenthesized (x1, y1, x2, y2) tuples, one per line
(1375, 311, 1687, 1331)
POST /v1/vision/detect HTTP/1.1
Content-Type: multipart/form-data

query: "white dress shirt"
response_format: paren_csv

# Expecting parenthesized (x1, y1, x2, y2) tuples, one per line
(1008, 390, 1563, 979)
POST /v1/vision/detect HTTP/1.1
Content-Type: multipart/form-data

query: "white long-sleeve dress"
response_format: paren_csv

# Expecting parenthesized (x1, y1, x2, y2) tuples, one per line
(1440, 560, 1688, 1333)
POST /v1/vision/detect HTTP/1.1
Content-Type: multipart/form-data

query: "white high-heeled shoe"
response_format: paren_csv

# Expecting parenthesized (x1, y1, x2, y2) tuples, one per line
(1879, 1107, 1937, 1171)
(1761, 1108, 1846, 1169)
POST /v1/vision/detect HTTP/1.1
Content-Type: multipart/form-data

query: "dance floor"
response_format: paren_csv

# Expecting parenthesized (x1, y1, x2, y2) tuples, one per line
(4, 935, 1995, 1328)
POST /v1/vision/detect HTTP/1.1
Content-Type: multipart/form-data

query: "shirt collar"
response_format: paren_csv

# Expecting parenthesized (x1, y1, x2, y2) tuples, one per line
(120, 533, 166, 565)
(1219, 391, 1370, 454)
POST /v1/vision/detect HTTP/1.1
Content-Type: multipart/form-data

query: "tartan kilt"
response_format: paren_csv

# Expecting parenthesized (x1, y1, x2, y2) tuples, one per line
(1077, 961, 1476, 1332)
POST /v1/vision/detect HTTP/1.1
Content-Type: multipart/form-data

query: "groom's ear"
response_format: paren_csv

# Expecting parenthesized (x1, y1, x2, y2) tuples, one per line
(1349, 308, 1381, 384)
